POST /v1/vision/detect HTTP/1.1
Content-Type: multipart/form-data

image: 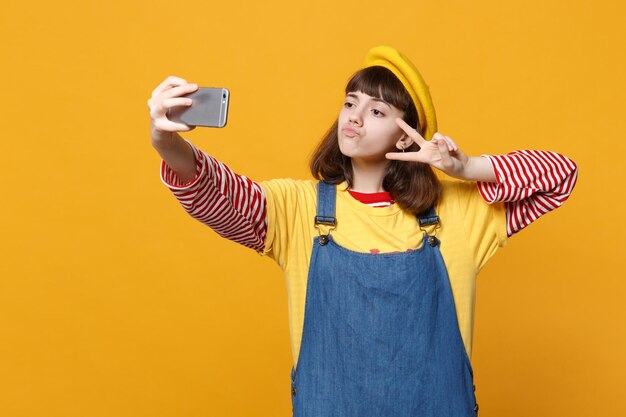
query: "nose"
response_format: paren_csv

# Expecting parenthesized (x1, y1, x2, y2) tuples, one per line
(348, 109, 362, 126)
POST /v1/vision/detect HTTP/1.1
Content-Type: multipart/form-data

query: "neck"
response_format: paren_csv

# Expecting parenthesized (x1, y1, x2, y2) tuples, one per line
(349, 157, 389, 193)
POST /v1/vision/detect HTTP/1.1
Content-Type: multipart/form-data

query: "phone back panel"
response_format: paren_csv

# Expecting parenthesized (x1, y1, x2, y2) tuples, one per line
(168, 87, 229, 128)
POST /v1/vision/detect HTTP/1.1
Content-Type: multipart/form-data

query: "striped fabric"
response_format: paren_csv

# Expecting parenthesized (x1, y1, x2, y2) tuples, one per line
(477, 151, 578, 236)
(160, 141, 578, 251)
(160, 141, 267, 251)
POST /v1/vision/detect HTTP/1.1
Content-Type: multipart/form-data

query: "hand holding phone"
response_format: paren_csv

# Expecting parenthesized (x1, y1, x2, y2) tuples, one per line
(167, 87, 230, 128)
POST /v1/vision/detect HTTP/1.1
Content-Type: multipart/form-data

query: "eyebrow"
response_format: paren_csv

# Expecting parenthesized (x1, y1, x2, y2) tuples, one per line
(346, 93, 391, 108)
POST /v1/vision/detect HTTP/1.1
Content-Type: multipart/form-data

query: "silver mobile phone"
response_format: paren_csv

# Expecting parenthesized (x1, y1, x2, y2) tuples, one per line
(168, 87, 229, 128)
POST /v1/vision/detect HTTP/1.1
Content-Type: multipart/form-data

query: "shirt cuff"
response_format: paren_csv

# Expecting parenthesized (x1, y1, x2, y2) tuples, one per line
(159, 139, 206, 190)
(476, 154, 503, 204)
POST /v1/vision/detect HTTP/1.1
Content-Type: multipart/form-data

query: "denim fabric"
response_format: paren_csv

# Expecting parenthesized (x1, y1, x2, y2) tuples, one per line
(289, 181, 479, 416)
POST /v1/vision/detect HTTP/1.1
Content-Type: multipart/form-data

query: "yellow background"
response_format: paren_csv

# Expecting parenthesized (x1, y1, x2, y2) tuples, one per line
(1, 0, 624, 416)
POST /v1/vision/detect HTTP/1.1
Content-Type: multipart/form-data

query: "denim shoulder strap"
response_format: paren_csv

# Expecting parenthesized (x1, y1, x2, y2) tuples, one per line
(417, 206, 441, 246)
(417, 206, 440, 228)
(314, 181, 337, 227)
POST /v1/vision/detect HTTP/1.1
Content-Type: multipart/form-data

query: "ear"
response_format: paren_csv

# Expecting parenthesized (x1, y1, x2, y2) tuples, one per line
(396, 134, 415, 150)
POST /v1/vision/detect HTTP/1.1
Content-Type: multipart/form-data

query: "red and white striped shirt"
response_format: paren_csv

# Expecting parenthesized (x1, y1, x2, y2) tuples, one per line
(160, 140, 578, 252)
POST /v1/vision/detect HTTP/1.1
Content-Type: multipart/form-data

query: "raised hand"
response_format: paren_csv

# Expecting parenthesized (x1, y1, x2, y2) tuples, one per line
(147, 76, 200, 183)
(147, 76, 199, 138)
(385, 118, 470, 178)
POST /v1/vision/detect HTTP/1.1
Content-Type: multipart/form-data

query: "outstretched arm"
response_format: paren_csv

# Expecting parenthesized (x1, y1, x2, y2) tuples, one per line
(148, 75, 269, 252)
(160, 139, 268, 252)
(385, 118, 579, 237)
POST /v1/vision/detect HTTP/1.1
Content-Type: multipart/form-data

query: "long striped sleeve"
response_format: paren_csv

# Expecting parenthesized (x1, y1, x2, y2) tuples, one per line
(476, 151, 578, 237)
(160, 139, 268, 252)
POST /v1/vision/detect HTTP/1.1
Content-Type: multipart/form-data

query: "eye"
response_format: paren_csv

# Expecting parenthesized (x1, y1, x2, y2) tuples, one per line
(372, 109, 385, 117)
(344, 102, 354, 108)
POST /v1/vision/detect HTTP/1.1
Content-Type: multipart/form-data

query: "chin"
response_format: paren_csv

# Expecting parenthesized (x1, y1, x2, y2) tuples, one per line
(338, 137, 352, 156)
(338, 147, 353, 158)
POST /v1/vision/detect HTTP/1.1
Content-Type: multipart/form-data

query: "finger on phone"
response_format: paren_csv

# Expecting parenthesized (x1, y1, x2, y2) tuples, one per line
(160, 118, 195, 132)
(163, 83, 198, 99)
(163, 97, 193, 111)
(152, 76, 188, 98)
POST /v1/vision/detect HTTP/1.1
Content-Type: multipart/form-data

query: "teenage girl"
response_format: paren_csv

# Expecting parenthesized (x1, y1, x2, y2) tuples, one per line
(147, 46, 578, 416)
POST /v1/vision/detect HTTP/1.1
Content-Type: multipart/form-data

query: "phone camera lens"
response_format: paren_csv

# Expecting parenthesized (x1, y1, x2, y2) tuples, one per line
(223, 93, 226, 98)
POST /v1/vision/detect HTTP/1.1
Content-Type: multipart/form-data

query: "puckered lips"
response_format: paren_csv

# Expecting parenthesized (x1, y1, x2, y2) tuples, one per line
(342, 124, 359, 137)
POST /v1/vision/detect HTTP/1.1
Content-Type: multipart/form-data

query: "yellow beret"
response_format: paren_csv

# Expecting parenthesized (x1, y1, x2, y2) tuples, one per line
(364, 45, 437, 140)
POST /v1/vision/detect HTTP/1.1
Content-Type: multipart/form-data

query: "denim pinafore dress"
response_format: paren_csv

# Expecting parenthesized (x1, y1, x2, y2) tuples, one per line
(289, 181, 479, 416)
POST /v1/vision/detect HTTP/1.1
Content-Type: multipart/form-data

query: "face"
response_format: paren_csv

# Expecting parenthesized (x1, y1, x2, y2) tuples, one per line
(337, 90, 406, 162)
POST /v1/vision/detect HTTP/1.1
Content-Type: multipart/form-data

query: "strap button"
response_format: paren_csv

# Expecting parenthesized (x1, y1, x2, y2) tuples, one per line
(319, 235, 329, 245)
